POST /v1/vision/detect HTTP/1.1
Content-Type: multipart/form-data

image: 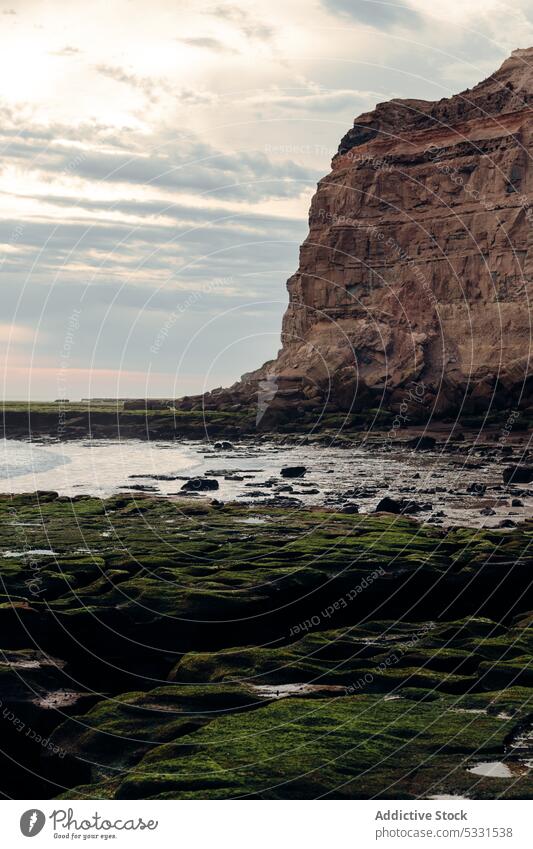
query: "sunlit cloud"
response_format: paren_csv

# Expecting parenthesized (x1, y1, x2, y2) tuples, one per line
(0, 323, 37, 344)
(177, 36, 238, 53)
(0, 0, 528, 398)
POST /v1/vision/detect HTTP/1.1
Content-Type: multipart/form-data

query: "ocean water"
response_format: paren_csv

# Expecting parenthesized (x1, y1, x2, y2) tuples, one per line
(0, 438, 199, 497)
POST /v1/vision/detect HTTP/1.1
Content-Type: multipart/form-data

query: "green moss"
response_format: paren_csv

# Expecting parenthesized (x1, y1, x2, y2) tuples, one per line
(105, 694, 532, 799)
(52, 684, 270, 783)
(0, 493, 530, 800)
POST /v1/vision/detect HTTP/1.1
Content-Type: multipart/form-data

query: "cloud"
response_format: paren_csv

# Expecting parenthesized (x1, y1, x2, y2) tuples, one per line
(247, 86, 385, 114)
(0, 209, 306, 281)
(208, 4, 275, 41)
(49, 45, 81, 57)
(321, 0, 422, 29)
(0, 123, 320, 203)
(5, 189, 305, 233)
(178, 88, 217, 106)
(177, 36, 238, 53)
(0, 323, 35, 344)
(94, 64, 169, 99)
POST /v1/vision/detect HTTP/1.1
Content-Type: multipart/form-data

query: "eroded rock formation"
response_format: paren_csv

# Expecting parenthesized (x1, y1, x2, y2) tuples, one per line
(184, 48, 533, 419)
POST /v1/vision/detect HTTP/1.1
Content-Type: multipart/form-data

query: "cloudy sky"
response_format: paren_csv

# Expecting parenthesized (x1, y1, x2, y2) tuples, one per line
(1, 0, 532, 400)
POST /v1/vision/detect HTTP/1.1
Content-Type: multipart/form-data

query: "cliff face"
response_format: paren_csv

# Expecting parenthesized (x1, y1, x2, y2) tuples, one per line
(185, 49, 533, 419)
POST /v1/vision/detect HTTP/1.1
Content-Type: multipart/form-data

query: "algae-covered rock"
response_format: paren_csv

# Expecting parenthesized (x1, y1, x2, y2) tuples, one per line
(67, 693, 533, 800)
(51, 683, 272, 785)
(0, 493, 531, 800)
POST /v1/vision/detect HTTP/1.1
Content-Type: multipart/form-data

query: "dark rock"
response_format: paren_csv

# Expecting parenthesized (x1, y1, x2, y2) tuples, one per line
(375, 497, 431, 515)
(480, 507, 496, 516)
(341, 488, 358, 499)
(261, 496, 304, 508)
(129, 474, 185, 481)
(512, 498, 523, 507)
(467, 482, 487, 496)
(213, 441, 234, 450)
(280, 466, 307, 478)
(375, 497, 403, 514)
(503, 466, 533, 484)
(181, 478, 219, 492)
(340, 503, 359, 514)
(406, 436, 437, 450)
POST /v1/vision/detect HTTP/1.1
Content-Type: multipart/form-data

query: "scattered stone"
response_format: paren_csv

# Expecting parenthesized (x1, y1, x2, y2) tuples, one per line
(503, 466, 533, 485)
(340, 503, 359, 514)
(467, 482, 487, 496)
(129, 473, 188, 481)
(120, 484, 158, 493)
(406, 436, 437, 450)
(181, 478, 219, 492)
(261, 496, 304, 508)
(280, 466, 307, 478)
(375, 497, 431, 515)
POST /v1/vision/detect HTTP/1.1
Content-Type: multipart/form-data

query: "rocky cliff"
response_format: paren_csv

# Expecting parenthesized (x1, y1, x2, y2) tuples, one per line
(183, 49, 533, 421)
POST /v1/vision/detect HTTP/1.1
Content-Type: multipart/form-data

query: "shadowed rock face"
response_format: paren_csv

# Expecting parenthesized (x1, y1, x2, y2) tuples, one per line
(184, 48, 533, 420)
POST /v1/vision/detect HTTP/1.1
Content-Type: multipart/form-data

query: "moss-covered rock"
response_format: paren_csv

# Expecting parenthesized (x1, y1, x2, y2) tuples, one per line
(0, 493, 531, 800)
(62, 692, 533, 800)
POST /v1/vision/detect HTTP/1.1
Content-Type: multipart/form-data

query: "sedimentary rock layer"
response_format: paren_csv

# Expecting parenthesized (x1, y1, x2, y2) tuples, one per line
(194, 48, 533, 420)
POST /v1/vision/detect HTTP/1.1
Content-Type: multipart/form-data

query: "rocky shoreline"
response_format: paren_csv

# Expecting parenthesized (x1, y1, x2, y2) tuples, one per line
(0, 491, 532, 799)
(2, 413, 531, 529)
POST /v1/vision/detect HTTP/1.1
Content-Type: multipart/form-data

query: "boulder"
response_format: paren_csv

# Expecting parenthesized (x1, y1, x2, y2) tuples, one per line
(503, 466, 533, 485)
(406, 436, 437, 451)
(280, 466, 307, 478)
(181, 478, 219, 492)
(375, 497, 431, 515)
(467, 483, 486, 496)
